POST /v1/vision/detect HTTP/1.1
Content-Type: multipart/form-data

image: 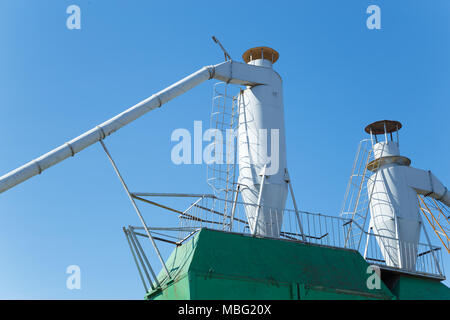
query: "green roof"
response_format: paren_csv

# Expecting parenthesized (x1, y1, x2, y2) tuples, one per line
(147, 229, 396, 300)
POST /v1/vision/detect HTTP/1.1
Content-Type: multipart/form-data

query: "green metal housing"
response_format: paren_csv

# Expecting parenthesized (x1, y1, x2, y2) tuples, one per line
(146, 229, 449, 300)
(386, 273, 450, 300)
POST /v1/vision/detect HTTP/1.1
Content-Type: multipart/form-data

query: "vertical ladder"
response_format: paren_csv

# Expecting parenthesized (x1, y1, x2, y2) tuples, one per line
(206, 82, 239, 229)
(341, 139, 382, 250)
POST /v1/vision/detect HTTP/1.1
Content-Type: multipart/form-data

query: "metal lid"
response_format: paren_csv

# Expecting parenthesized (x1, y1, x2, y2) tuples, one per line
(242, 47, 279, 64)
(365, 120, 402, 135)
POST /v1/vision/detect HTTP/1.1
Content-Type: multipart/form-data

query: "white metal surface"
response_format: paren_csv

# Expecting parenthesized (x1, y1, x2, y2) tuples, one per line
(238, 57, 288, 238)
(373, 141, 399, 159)
(368, 164, 421, 269)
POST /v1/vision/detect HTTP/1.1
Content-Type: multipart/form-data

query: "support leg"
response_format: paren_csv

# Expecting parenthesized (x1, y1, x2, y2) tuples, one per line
(253, 165, 267, 236)
(100, 140, 172, 280)
(286, 169, 306, 242)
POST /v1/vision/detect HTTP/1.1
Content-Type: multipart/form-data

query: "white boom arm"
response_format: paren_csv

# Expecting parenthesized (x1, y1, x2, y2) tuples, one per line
(0, 60, 276, 194)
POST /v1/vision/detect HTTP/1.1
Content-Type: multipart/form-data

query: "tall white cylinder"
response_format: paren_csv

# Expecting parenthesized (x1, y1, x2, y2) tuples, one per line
(373, 141, 400, 159)
(238, 48, 288, 238)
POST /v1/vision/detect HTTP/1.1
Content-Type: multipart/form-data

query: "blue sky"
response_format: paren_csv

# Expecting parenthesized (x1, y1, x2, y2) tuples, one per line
(0, 0, 449, 299)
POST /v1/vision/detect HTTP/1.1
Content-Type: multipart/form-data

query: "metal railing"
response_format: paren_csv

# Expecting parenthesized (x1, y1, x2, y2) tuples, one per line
(362, 228, 444, 278)
(126, 193, 446, 285)
(177, 195, 351, 248)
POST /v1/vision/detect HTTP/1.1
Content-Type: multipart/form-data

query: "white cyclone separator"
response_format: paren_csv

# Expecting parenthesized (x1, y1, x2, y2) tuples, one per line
(368, 140, 450, 270)
(238, 56, 288, 238)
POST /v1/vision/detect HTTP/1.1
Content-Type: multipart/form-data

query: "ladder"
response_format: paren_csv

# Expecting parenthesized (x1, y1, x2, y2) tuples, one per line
(206, 82, 239, 229)
(341, 139, 382, 250)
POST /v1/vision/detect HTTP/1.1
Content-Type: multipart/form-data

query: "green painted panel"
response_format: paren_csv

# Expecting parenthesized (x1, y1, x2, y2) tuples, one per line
(187, 229, 393, 300)
(298, 284, 388, 300)
(147, 229, 394, 300)
(149, 275, 191, 300)
(391, 275, 450, 300)
(146, 234, 200, 300)
(192, 271, 293, 300)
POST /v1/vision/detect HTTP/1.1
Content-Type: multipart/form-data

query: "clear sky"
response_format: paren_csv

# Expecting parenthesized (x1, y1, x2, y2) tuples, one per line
(0, 0, 449, 299)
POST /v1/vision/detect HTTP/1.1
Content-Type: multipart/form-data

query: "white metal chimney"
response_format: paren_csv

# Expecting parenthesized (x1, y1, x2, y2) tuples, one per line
(366, 120, 450, 270)
(238, 47, 288, 238)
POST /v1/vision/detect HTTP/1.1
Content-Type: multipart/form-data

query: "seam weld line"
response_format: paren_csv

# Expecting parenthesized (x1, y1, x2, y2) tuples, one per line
(65, 142, 75, 157)
(96, 126, 106, 140)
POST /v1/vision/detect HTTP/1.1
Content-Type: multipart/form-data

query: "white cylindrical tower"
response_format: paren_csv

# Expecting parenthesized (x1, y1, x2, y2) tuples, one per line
(365, 120, 419, 270)
(238, 47, 288, 238)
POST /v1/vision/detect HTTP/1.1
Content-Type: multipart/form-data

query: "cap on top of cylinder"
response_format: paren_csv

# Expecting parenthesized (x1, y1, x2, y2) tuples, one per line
(243, 47, 279, 64)
(365, 120, 402, 135)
